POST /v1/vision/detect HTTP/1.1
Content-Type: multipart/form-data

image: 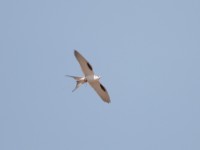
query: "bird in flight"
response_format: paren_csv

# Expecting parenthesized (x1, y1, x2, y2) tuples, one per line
(67, 50, 110, 103)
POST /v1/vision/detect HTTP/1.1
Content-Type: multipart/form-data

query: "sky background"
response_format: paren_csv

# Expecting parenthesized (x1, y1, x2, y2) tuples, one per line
(0, 0, 200, 150)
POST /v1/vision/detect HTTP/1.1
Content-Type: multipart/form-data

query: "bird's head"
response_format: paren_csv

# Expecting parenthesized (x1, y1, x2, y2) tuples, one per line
(94, 75, 101, 80)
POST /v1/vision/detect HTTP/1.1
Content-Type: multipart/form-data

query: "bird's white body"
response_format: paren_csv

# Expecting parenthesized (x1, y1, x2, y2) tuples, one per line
(74, 75, 100, 83)
(67, 50, 110, 103)
(86, 75, 100, 82)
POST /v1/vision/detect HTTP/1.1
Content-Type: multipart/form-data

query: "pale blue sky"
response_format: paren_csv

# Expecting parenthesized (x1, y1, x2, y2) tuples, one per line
(0, 0, 200, 150)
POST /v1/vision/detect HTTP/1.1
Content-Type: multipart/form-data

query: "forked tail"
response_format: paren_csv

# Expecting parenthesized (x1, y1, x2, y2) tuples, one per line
(66, 75, 85, 92)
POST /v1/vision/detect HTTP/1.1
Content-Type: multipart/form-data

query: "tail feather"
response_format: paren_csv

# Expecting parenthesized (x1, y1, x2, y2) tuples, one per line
(72, 81, 83, 92)
(66, 75, 85, 92)
(65, 75, 82, 81)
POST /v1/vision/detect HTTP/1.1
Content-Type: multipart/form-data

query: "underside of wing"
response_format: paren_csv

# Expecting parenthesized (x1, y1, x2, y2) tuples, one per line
(74, 50, 94, 76)
(89, 81, 110, 103)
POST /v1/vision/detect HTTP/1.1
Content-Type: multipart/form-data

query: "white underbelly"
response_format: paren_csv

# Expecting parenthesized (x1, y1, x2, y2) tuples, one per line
(86, 75, 98, 83)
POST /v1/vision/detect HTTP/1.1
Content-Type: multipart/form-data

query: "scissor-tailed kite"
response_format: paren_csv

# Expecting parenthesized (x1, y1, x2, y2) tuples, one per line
(67, 50, 110, 103)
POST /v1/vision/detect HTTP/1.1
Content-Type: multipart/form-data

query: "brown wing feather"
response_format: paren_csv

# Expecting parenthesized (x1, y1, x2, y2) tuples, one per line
(74, 50, 94, 76)
(89, 81, 111, 103)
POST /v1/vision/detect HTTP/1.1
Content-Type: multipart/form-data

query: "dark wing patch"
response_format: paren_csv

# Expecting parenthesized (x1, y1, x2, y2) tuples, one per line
(87, 62, 93, 71)
(100, 83, 106, 92)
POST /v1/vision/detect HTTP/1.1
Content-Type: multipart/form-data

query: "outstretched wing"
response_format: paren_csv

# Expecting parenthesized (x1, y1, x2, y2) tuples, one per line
(74, 50, 94, 76)
(89, 81, 110, 103)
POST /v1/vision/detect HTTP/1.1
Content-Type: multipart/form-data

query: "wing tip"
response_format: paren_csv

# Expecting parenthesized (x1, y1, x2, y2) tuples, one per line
(103, 97, 111, 104)
(74, 49, 78, 55)
(106, 100, 111, 104)
(74, 50, 82, 60)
